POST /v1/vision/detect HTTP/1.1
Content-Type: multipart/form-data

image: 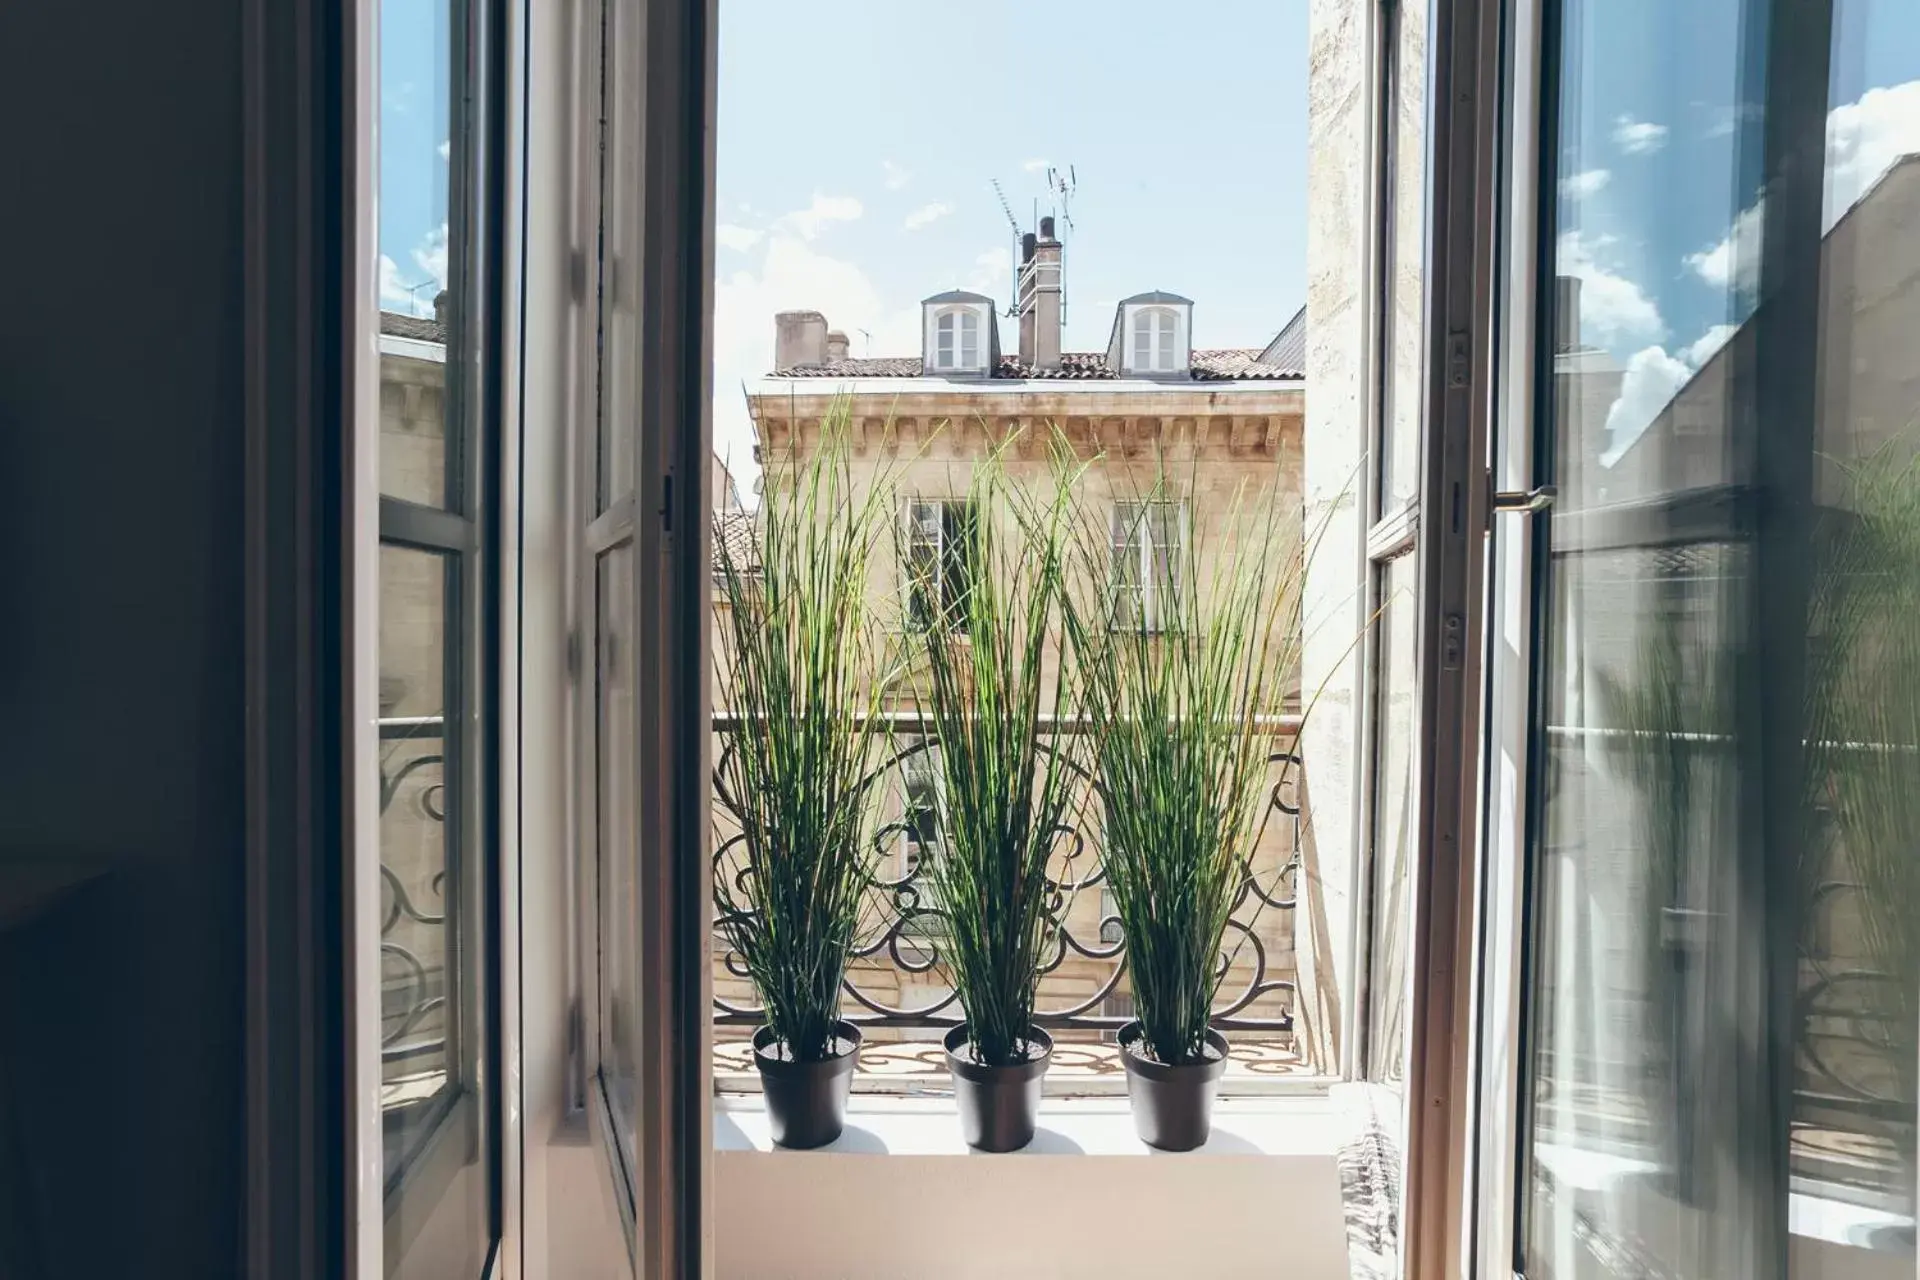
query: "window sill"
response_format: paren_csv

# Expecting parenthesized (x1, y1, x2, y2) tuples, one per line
(714, 1094, 1344, 1158)
(712, 1097, 1352, 1277)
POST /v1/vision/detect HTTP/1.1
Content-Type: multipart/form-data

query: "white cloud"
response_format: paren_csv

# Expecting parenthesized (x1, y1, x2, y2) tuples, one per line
(1612, 115, 1669, 155)
(1557, 229, 1665, 345)
(1824, 78, 1920, 222)
(774, 194, 863, 240)
(1686, 79, 1920, 299)
(1559, 168, 1611, 200)
(1685, 197, 1765, 295)
(881, 160, 912, 191)
(1603, 344, 1693, 456)
(1022, 158, 1049, 173)
(903, 201, 952, 231)
(377, 223, 449, 317)
(437, 139, 450, 162)
(715, 224, 764, 252)
(966, 247, 1009, 293)
(1683, 323, 1736, 367)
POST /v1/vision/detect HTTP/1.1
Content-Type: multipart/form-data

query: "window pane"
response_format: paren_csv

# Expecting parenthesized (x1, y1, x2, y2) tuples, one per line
(598, 542, 640, 1176)
(1378, 0, 1427, 509)
(1524, 0, 1920, 1271)
(377, 0, 455, 509)
(377, 541, 488, 1278)
(1366, 552, 1416, 1083)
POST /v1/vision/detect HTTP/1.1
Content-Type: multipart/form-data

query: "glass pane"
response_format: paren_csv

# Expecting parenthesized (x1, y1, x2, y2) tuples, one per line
(1367, 551, 1417, 1083)
(378, 0, 454, 509)
(598, 543, 640, 1176)
(1523, 0, 1920, 1272)
(1379, 0, 1427, 509)
(377, 542, 486, 1278)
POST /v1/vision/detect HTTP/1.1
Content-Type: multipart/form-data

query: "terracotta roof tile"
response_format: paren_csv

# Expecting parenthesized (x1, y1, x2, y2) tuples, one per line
(769, 349, 1301, 382)
(380, 311, 444, 343)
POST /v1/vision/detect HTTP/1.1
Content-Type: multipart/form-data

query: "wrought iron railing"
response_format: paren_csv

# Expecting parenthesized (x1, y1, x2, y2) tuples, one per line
(378, 714, 448, 1067)
(710, 712, 1304, 1035)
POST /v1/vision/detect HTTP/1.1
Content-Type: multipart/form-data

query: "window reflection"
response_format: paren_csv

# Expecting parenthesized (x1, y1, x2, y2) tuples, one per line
(1524, 0, 1920, 1273)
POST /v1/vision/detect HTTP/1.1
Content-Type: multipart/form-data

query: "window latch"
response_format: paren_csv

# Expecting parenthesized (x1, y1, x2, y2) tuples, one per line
(1490, 484, 1556, 515)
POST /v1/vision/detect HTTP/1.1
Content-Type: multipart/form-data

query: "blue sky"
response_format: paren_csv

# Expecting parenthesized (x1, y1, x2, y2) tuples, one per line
(1551, 0, 1920, 460)
(374, 0, 1920, 484)
(711, 0, 1310, 483)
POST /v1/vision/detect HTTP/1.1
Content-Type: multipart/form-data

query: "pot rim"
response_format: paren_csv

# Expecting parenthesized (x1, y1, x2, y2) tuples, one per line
(1116, 1021, 1230, 1084)
(942, 1023, 1054, 1084)
(752, 1019, 863, 1079)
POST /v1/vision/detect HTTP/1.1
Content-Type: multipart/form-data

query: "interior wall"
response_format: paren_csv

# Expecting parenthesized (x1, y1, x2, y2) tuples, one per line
(0, 0, 249, 1275)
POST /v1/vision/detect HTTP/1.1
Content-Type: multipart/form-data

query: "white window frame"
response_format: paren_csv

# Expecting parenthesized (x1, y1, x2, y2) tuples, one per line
(1131, 306, 1180, 373)
(933, 307, 981, 372)
(903, 498, 974, 630)
(1109, 499, 1186, 631)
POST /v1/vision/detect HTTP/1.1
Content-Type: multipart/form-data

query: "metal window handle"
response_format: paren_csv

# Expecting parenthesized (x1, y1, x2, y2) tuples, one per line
(1491, 484, 1556, 514)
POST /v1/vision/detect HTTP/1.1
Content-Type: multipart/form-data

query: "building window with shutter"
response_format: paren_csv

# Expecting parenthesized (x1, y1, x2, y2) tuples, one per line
(904, 499, 976, 631)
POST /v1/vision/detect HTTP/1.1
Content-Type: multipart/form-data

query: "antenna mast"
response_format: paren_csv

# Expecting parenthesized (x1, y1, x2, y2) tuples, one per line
(990, 178, 1022, 318)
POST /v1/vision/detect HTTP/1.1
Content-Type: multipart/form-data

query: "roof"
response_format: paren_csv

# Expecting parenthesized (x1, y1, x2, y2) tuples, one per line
(921, 289, 995, 305)
(1258, 305, 1306, 371)
(380, 310, 444, 343)
(770, 349, 1302, 381)
(712, 509, 759, 577)
(1118, 290, 1195, 306)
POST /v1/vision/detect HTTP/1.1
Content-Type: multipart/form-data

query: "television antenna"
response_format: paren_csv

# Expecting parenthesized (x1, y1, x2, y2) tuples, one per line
(990, 178, 1022, 318)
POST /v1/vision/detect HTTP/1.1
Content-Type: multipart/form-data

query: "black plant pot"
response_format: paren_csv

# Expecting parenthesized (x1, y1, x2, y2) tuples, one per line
(1118, 1022, 1230, 1151)
(943, 1024, 1053, 1152)
(753, 1021, 861, 1149)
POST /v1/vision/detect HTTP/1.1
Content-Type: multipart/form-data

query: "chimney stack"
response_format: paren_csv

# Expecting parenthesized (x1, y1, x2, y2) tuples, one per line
(1017, 217, 1062, 370)
(825, 329, 850, 363)
(774, 310, 829, 369)
(1553, 277, 1582, 354)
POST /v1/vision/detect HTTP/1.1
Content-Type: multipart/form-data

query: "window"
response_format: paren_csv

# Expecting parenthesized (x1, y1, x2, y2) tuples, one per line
(904, 499, 975, 630)
(1131, 307, 1179, 373)
(1109, 500, 1184, 631)
(934, 308, 980, 371)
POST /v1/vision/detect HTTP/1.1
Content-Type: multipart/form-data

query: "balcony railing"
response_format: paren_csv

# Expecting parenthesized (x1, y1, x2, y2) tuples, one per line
(710, 712, 1304, 1039)
(379, 714, 448, 1072)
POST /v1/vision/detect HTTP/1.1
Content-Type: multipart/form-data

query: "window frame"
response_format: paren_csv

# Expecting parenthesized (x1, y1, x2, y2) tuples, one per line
(1109, 498, 1187, 633)
(903, 497, 976, 631)
(1131, 305, 1181, 374)
(933, 306, 981, 372)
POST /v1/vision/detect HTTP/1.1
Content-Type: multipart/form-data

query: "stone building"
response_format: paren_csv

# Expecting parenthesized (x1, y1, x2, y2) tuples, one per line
(712, 221, 1313, 1053)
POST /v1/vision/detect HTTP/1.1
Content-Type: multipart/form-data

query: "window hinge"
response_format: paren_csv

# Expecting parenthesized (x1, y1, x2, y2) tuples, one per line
(565, 628, 582, 683)
(568, 249, 587, 304)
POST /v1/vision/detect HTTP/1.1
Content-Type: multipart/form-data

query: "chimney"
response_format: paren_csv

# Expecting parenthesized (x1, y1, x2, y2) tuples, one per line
(774, 310, 829, 369)
(825, 329, 850, 363)
(1017, 217, 1062, 370)
(1553, 277, 1581, 354)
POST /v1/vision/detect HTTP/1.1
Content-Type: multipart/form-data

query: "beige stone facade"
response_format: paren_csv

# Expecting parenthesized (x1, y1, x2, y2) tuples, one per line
(714, 302, 1312, 1054)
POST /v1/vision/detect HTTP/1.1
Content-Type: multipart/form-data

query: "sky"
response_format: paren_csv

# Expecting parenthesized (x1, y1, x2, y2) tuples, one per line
(373, 0, 1920, 489)
(711, 0, 1309, 489)
(1550, 0, 1920, 461)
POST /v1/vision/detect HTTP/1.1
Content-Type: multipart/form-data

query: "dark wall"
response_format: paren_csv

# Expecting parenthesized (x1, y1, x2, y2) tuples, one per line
(0, 0, 247, 1274)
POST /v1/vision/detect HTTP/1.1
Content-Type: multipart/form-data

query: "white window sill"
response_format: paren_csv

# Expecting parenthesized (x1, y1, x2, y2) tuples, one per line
(712, 1098, 1353, 1277)
(714, 1094, 1344, 1158)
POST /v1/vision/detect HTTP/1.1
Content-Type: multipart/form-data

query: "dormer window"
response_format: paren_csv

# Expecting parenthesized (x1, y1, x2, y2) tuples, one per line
(934, 308, 980, 371)
(1107, 291, 1194, 377)
(1132, 307, 1179, 373)
(919, 290, 998, 376)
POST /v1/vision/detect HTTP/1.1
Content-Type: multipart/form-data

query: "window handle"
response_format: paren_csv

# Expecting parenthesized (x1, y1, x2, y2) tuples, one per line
(1490, 484, 1556, 514)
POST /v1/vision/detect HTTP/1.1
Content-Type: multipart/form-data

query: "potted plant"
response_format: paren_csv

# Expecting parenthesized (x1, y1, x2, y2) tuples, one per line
(1064, 471, 1328, 1150)
(906, 438, 1085, 1152)
(711, 417, 897, 1148)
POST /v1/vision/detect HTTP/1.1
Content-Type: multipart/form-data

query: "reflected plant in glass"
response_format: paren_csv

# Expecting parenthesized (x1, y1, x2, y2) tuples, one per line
(1806, 438, 1920, 1197)
(711, 409, 897, 1083)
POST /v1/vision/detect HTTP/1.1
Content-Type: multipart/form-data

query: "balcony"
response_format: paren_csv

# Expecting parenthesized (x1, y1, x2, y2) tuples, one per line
(710, 710, 1314, 1095)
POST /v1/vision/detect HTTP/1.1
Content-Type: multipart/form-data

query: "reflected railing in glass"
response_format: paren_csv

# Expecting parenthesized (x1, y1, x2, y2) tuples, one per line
(378, 713, 451, 1110)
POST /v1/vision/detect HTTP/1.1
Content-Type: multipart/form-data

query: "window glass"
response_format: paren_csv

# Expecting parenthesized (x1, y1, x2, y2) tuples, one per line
(372, 0, 493, 1271)
(1522, 0, 1920, 1272)
(1378, 0, 1427, 510)
(598, 542, 639, 1176)
(1366, 552, 1416, 1083)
